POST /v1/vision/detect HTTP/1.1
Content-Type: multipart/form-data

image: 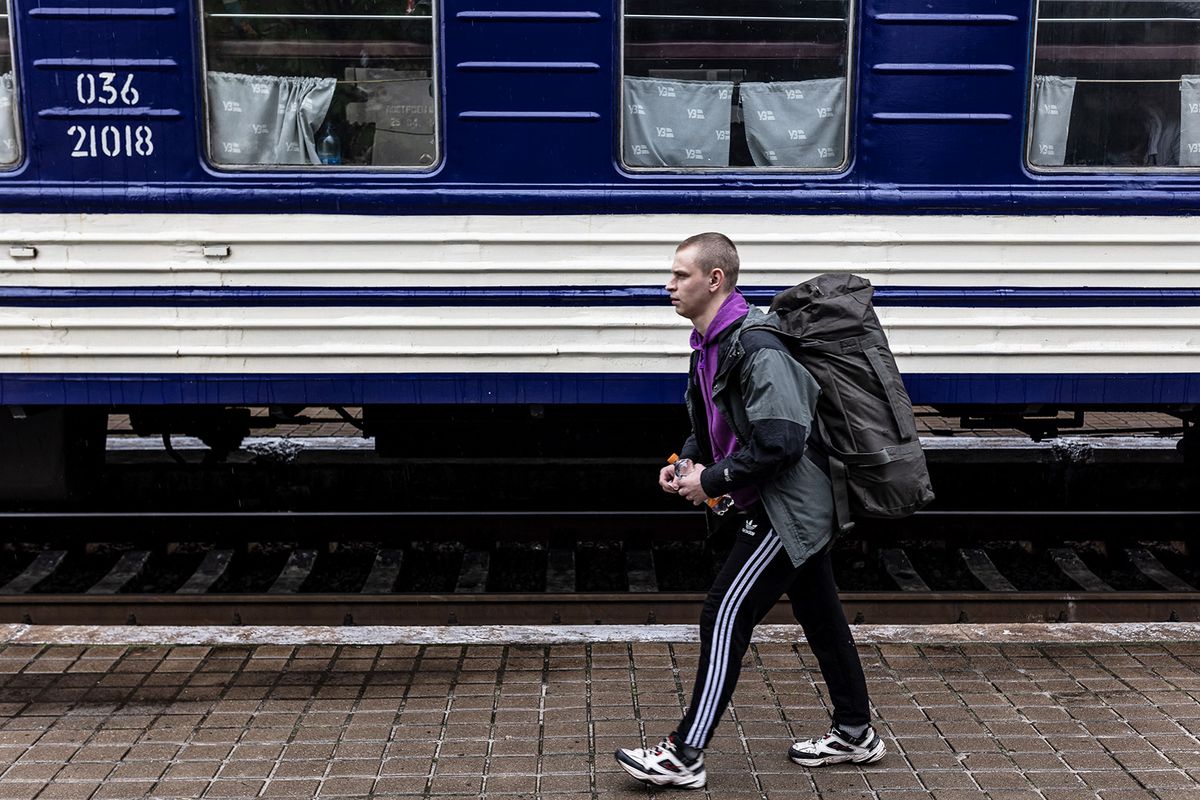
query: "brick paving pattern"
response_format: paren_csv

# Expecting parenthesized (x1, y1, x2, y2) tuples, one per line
(0, 639, 1197, 798)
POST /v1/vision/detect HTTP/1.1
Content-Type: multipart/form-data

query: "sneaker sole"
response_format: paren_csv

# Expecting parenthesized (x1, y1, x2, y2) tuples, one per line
(789, 742, 886, 768)
(615, 751, 707, 789)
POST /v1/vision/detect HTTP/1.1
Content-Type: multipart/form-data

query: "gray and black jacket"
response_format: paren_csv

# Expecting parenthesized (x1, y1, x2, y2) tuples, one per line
(681, 306, 835, 567)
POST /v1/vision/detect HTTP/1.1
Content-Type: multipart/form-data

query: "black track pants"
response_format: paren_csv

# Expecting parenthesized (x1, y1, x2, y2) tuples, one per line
(677, 518, 871, 749)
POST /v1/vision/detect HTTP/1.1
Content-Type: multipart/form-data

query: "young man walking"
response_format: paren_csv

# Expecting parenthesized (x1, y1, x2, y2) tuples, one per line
(615, 233, 884, 790)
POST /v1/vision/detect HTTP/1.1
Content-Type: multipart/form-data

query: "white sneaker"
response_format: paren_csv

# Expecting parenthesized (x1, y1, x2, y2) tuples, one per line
(788, 726, 886, 767)
(615, 733, 706, 789)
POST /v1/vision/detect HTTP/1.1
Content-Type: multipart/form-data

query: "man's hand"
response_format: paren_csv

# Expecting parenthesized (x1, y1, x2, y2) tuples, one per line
(676, 464, 708, 506)
(658, 464, 679, 494)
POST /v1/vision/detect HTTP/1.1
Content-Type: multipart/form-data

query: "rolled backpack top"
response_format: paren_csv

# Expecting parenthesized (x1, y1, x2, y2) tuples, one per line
(769, 273, 935, 531)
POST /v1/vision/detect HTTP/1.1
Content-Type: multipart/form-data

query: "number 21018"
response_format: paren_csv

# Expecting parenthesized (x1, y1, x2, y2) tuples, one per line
(67, 124, 154, 158)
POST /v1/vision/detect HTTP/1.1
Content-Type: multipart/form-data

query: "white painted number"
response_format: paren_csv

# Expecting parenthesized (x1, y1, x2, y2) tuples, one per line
(69, 124, 94, 157)
(67, 125, 154, 158)
(134, 125, 153, 154)
(98, 73, 118, 105)
(101, 124, 120, 156)
(120, 74, 140, 105)
(75, 73, 140, 106)
(76, 73, 94, 105)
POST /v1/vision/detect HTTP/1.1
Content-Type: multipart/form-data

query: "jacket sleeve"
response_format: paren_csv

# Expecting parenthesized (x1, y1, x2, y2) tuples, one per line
(680, 431, 702, 462)
(699, 344, 818, 498)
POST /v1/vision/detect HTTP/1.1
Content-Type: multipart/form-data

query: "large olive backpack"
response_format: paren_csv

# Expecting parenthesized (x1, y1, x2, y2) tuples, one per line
(770, 273, 935, 532)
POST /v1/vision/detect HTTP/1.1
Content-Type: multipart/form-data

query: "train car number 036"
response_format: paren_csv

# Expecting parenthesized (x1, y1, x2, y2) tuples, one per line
(75, 73, 140, 107)
(67, 125, 155, 158)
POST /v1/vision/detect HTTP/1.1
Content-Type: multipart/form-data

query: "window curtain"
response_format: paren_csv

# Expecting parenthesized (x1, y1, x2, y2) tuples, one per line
(1141, 101, 1179, 167)
(623, 76, 733, 167)
(739, 78, 845, 168)
(1030, 75, 1077, 167)
(344, 69, 436, 167)
(207, 72, 336, 165)
(1181, 76, 1200, 166)
(0, 72, 17, 165)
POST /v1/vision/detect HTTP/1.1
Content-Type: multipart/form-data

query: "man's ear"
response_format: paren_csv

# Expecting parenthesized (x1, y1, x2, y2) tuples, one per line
(708, 268, 725, 293)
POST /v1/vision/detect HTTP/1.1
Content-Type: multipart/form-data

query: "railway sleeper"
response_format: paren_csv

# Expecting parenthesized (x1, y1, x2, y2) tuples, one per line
(0, 550, 66, 595)
(959, 548, 1017, 592)
(545, 547, 576, 593)
(269, 549, 317, 593)
(360, 549, 404, 594)
(1126, 547, 1195, 592)
(177, 550, 233, 595)
(879, 548, 931, 592)
(87, 550, 150, 595)
(624, 544, 658, 593)
(1049, 548, 1115, 592)
(455, 548, 491, 593)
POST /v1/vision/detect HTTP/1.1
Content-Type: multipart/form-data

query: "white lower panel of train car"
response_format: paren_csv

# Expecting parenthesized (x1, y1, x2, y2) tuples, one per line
(0, 213, 1195, 376)
(0, 306, 1194, 375)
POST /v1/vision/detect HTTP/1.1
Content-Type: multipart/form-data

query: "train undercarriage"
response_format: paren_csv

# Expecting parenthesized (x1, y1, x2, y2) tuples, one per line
(0, 402, 1196, 505)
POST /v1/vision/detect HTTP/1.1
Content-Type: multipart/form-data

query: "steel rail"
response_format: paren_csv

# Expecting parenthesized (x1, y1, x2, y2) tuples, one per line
(0, 511, 708, 543)
(0, 509, 1192, 518)
(0, 509, 1195, 523)
(0, 509, 1194, 543)
(0, 509, 1195, 544)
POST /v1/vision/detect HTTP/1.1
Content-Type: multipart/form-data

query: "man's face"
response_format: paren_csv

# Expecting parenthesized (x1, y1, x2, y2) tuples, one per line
(666, 246, 714, 321)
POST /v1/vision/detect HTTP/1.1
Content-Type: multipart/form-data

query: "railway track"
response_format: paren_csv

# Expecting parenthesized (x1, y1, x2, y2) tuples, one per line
(0, 510, 1196, 626)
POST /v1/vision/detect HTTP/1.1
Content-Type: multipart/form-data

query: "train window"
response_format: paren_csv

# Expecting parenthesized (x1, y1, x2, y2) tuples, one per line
(0, 0, 19, 168)
(621, 1, 853, 171)
(1030, 1, 1200, 170)
(200, 0, 437, 170)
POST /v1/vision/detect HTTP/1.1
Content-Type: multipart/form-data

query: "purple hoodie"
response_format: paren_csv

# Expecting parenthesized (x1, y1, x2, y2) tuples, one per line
(689, 291, 760, 510)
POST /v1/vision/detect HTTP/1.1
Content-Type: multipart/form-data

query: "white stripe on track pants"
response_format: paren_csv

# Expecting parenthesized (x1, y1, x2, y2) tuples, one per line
(677, 519, 871, 749)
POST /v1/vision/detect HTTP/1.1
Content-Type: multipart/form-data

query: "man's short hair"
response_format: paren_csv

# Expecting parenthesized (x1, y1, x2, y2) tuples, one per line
(677, 232, 739, 289)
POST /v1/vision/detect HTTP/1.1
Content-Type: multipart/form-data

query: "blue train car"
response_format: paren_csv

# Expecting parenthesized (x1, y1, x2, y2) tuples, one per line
(0, 0, 1197, 496)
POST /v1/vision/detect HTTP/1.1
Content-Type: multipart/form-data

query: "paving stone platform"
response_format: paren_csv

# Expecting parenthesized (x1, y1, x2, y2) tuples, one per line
(0, 625, 1198, 799)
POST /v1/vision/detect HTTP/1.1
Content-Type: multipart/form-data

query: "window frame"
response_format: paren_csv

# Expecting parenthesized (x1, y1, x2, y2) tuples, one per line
(617, 1, 857, 175)
(1025, 2, 1200, 174)
(0, 0, 24, 171)
(196, 1, 442, 173)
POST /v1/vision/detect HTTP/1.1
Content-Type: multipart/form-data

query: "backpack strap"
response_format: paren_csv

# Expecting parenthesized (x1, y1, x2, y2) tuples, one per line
(829, 455, 855, 535)
(798, 332, 888, 354)
(812, 414, 856, 535)
(863, 344, 918, 441)
(834, 440, 925, 466)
